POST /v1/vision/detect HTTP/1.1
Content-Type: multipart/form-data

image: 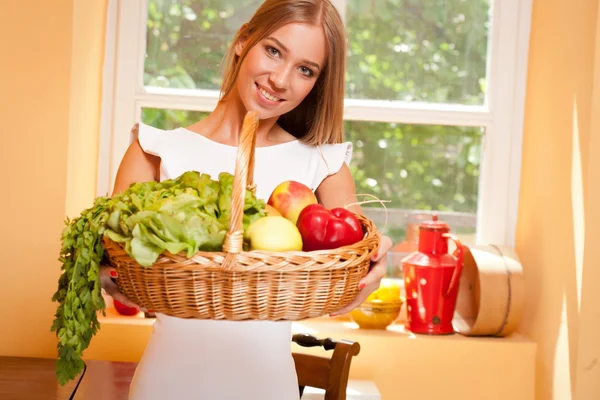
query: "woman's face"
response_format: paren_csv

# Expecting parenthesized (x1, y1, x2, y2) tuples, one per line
(235, 22, 327, 120)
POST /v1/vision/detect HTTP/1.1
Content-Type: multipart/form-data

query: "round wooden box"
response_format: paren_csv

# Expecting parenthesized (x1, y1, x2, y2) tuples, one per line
(452, 245, 525, 337)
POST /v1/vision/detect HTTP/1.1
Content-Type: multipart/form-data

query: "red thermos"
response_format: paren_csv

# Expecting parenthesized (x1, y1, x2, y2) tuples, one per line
(401, 215, 464, 335)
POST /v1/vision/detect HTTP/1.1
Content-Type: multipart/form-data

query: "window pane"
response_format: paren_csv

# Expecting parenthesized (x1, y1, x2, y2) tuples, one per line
(141, 107, 209, 129)
(144, 0, 263, 90)
(345, 120, 482, 265)
(345, 0, 491, 105)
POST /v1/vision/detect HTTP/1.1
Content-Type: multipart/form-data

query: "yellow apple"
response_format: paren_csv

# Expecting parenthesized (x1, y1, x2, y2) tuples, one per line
(267, 181, 318, 224)
(246, 216, 303, 252)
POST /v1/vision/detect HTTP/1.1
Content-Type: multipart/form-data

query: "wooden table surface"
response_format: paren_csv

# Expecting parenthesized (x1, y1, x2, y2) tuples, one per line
(0, 356, 377, 399)
(71, 360, 137, 400)
(0, 356, 83, 400)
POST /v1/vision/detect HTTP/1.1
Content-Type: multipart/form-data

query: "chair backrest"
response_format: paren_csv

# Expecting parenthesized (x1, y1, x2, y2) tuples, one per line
(292, 333, 361, 400)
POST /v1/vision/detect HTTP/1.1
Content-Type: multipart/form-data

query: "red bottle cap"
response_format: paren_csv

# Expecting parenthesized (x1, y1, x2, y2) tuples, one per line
(420, 215, 450, 232)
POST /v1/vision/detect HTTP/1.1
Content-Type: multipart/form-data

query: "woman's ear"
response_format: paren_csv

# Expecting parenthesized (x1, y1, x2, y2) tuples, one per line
(235, 24, 249, 56)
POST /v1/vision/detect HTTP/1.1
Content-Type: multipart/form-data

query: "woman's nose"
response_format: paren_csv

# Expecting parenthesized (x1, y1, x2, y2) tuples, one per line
(269, 65, 292, 90)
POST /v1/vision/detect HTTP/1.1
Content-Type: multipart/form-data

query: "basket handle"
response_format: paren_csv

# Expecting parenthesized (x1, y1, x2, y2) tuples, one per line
(222, 111, 259, 256)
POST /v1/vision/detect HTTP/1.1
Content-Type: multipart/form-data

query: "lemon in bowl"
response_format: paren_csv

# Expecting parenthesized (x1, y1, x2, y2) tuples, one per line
(350, 278, 405, 329)
(366, 278, 402, 303)
(350, 299, 404, 329)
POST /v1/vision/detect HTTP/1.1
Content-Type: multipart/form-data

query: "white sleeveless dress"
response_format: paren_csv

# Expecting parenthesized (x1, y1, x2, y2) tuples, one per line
(127, 122, 353, 400)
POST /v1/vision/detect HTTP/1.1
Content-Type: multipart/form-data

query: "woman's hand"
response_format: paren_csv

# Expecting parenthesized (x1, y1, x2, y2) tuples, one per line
(99, 265, 145, 311)
(330, 234, 393, 316)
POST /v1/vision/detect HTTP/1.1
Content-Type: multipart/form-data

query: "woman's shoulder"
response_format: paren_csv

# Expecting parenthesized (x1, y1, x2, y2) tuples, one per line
(128, 122, 185, 160)
(309, 140, 353, 176)
(133, 121, 173, 136)
(314, 140, 353, 160)
(132, 121, 205, 148)
(128, 121, 171, 143)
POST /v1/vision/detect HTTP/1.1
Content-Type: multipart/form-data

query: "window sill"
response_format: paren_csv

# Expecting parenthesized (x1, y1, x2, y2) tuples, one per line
(97, 307, 531, 344)
(95, 307, 535, 349)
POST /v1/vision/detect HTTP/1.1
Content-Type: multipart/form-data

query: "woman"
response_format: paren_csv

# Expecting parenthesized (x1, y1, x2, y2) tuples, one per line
(101, 0, 392, 398)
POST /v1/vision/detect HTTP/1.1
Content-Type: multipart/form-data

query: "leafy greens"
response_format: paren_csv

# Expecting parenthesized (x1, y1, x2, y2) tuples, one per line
(51, 171, 265, 385)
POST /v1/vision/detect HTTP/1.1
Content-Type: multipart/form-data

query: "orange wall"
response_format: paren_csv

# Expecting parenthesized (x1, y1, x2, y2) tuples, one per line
(66, 0, 107, 217)
(2, 2, 600, 399)
(516, 0, 600, 399)
(0, 1, 107, 358)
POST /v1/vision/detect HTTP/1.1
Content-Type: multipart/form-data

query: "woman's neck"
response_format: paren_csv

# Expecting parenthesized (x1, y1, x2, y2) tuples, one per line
(189, 86, 282, 147)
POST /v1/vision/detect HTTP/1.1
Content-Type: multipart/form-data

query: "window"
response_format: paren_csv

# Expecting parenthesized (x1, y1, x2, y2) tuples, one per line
(99, 0, 533, 272)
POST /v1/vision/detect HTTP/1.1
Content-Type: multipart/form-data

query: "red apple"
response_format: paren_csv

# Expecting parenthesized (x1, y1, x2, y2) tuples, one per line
(267, 181, 318, 224)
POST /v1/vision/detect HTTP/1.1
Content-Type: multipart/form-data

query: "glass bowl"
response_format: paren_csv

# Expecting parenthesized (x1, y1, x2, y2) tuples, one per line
(350, 299, 404, 329)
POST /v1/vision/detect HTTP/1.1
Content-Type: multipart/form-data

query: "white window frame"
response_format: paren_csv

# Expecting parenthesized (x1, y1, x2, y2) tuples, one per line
(98, 0, 533, 247)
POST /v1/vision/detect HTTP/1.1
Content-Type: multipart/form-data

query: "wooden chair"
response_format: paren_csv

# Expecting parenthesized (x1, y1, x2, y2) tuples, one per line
(292, 333, 361, 400)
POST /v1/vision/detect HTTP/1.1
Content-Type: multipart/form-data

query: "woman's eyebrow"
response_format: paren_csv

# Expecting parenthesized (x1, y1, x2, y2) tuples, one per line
(265, 37, 321, 71)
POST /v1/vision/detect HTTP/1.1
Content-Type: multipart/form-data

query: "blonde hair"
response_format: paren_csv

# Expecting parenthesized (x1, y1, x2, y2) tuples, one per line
(219, 0, 346, 145)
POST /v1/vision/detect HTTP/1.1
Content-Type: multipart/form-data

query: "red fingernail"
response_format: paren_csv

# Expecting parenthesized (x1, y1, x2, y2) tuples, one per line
(358, 283, 366, 290)
(330, 314, 337, 317)
(109, 270, 118, 278)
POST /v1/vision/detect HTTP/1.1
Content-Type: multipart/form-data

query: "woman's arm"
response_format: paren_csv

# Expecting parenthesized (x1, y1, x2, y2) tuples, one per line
(315, 163, 361, 214)
(315, 164, 393, 316)
(111, 131, 161, 195)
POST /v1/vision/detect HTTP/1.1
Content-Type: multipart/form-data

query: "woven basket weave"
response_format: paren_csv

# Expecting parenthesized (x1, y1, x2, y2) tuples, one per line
(103, 111, 380, 320)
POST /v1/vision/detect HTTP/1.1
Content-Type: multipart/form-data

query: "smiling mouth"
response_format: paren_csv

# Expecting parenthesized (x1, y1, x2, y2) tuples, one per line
(256, 84, 284, 102)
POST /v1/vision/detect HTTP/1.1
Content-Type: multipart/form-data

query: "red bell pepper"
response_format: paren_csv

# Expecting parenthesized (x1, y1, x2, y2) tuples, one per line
(114, 299, 139, 316)
(296, 204, 365, 251)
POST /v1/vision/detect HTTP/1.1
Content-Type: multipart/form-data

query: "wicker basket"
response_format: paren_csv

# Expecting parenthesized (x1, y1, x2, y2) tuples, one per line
(103, 111, 380, 320)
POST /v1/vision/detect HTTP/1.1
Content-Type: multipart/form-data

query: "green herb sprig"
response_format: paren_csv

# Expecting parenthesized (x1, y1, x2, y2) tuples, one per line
(51, 197, 110, 385)
(51, 171, 265, 385)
